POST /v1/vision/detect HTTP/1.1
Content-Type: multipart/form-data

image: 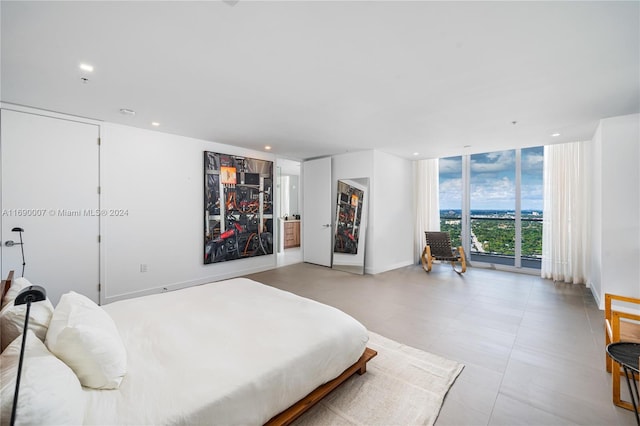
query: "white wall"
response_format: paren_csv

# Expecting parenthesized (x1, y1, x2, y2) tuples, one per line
(0, 108, 280, 304)
(331, 151, 413, 274)
(370, 151, 414, 273)
(590, 113, 640, 306)
(331, 150, 414, 274)
(101, 123, 276, 303)
(332, 151, 374, 185)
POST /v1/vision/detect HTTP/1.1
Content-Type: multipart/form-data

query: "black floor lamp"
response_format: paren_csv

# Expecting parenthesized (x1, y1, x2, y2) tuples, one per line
(10, 284, 46, 426)
(4, 227, 26, 277)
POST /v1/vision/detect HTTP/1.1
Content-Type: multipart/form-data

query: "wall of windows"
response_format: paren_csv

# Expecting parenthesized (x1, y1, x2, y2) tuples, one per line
(439, 147, 543, 269)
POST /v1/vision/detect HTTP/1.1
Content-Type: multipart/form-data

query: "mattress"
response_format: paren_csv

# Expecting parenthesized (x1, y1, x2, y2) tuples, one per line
(82, 278, 368, 425)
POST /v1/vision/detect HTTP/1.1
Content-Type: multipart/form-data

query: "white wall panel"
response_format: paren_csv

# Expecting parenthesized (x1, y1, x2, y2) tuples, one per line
(100, 123, 276, 303)
(370, 151, 414, 274)
(590, 113, 640, 306)
(1, 109, 100, 304)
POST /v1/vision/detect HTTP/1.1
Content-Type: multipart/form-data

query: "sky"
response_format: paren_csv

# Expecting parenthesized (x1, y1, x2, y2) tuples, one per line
(439, 146, 544, 211)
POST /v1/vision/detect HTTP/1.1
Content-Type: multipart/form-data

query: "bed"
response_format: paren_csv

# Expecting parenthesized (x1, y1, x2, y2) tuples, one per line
(0, 271, 376, 425)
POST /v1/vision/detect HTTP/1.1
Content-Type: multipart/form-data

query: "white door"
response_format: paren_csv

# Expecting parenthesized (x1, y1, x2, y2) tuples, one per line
(302, 157, 332, 267)
(1, 109, 100, 305)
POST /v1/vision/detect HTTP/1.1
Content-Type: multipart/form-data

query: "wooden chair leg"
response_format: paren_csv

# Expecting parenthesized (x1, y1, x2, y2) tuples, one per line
(606, 333, 612, 373)
(613, 360, 622, 406)
(612, 361, 640, 411)
(451, 246, 466, 274)
(421, 246, 432, 272)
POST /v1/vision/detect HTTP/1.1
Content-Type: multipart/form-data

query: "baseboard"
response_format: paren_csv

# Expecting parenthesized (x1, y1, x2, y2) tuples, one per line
(589, 284, 603, 310)
(365, 260, 413, 275)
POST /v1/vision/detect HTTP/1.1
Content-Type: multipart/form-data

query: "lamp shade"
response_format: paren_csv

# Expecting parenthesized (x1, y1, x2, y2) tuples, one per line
(14, 286, 46, 306)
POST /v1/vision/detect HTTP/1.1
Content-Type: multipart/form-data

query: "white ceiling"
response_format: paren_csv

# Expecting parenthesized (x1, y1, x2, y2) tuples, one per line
(1, 1, 638, 161)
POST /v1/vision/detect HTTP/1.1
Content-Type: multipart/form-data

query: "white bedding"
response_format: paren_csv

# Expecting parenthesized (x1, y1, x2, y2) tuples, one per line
(82, 278, 368, 425)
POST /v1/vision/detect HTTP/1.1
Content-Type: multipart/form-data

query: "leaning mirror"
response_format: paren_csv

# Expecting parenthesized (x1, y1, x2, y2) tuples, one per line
(332, 178, 368, 274)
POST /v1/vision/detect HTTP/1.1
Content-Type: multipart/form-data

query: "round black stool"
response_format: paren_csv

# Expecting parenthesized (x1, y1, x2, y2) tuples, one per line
(606, 341, 640, 425)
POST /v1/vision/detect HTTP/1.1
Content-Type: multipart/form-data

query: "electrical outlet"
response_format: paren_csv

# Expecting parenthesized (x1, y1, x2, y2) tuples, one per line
(140, 264, 148, 273)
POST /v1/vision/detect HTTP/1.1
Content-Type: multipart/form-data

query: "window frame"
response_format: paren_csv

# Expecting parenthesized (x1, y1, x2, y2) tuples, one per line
(440, 147, 542, 270)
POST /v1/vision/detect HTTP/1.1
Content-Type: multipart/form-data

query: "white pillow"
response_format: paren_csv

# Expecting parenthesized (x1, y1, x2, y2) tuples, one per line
(0, 295, 54, 352)
(0, 330, 85, 426)
(45, 291, 127, 389)
(1, 277, 29, 309)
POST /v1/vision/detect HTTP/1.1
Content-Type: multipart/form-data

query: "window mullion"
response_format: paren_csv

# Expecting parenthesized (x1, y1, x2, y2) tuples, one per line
(462, 154, 471, 261)
(515, 149, 522, 268)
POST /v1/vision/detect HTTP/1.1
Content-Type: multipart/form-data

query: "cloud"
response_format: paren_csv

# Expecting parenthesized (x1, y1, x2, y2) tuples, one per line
(471, 176, 514, 203)
(471, 151, 515, 173)
(438, 157, 461, 174)
(522, 151, 544, 172)
(440, 177, 462, 192)
(439, 177, 462, 209)
(522, 181, 543, 210)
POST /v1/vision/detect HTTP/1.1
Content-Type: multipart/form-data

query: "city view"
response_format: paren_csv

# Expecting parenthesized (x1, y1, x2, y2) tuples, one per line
(440, 209, 543, 259)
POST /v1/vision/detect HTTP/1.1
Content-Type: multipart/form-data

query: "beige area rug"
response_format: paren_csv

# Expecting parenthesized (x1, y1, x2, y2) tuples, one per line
(294, 332, 464, 426)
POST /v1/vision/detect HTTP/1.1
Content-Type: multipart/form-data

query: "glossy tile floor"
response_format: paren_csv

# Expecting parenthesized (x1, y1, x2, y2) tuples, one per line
(247, 262, 637, 425)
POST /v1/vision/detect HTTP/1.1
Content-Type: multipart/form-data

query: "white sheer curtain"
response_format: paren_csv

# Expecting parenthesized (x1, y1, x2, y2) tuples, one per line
(414, 159, 440, 262)
(541, 141, 591, 283)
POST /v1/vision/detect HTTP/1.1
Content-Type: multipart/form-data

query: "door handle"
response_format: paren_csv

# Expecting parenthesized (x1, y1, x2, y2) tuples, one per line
(322, 224, 331, 228)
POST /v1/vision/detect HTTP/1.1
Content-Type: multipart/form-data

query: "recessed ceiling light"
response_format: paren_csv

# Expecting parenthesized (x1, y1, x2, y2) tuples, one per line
(119, 108, 136, 116)
(264, 146, 272, 151)
(551, 133, 560, 137)
(79, 63, 94, 72)
(413, 152, 419, 156)
(151, 122, 160, 127)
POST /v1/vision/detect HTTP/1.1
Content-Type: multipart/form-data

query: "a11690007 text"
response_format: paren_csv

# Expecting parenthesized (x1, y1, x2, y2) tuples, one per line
(2, 209, 129, 217)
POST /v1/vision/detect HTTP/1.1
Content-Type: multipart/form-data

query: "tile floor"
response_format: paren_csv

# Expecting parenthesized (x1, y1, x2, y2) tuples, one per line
(247, 262, 637, 425)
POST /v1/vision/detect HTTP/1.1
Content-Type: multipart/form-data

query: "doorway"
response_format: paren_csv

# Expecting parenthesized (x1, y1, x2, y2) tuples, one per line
(1, 108, 100, 304)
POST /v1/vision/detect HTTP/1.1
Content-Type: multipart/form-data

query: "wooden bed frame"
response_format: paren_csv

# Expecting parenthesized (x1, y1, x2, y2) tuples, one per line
(266, 347, 377, 425)
(0, 270, 377, 425)
(0, 269, 15, 303)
